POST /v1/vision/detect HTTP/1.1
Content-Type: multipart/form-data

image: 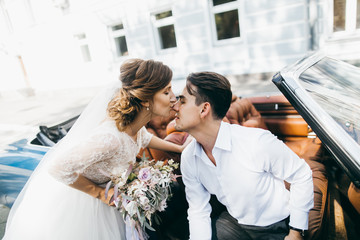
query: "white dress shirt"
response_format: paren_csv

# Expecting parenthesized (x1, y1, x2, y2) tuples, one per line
(181, 122, 314, 240)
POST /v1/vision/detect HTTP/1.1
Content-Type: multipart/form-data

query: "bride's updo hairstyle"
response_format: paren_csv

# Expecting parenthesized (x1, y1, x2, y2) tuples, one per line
(107, 58, 173, 131)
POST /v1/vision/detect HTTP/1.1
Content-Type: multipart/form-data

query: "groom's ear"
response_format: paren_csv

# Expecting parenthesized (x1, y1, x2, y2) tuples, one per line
(200, 102, 211, 119)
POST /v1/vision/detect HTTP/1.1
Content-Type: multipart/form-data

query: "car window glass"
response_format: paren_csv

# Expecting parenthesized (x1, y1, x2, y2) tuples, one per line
(298, 57, 360, 145)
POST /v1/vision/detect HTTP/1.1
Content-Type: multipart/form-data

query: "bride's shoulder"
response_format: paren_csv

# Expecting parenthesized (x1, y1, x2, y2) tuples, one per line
(89, 120, 121, 140)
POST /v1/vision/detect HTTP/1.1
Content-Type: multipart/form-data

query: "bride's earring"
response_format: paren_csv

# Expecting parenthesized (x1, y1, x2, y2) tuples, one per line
(146, 107, 149, 111)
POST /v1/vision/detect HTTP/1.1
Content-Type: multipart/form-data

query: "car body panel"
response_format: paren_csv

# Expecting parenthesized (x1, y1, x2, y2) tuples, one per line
(0, 139, 49, 207)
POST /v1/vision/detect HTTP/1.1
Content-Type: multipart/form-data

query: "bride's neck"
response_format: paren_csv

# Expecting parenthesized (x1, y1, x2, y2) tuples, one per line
(124, 109, 151, 136)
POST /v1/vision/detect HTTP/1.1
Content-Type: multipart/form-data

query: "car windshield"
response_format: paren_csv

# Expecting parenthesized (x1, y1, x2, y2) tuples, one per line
(298, 57, 360, 146)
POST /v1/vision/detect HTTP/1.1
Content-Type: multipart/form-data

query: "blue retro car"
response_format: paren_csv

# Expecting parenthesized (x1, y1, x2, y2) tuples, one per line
(0, 116, 77, 208)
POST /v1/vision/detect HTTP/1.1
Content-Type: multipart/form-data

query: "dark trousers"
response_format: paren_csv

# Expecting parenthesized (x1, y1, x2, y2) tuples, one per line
(151, 181, 190, 240)
(212, 211, 290, 240)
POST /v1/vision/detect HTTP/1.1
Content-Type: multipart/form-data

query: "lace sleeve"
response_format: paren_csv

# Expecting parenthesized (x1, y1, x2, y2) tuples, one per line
(48, 132, 120, 185)
(139, 126, 153, 148)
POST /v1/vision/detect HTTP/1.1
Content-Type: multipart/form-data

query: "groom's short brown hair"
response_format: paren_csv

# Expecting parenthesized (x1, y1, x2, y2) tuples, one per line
(186, 72, 232, 120)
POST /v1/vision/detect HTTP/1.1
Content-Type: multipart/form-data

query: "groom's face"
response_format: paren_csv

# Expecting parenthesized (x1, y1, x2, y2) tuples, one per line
(173, 84, 203, 132)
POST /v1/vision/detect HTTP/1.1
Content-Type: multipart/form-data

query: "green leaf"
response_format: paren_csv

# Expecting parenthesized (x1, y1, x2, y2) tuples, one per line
(144, 221, 156, 231)
(142, 152, 149, 161)
(153, 213, 162, 225)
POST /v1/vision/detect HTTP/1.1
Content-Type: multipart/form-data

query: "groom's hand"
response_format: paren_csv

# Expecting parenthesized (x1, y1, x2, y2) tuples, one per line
(284, 230, 303, 240)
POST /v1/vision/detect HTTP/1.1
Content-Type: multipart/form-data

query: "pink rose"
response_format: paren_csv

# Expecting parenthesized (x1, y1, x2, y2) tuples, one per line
(138, 167, 152, 182)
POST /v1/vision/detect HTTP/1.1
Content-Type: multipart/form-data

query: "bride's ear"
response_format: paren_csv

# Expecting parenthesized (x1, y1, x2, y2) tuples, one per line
(141, 101, 150, 108)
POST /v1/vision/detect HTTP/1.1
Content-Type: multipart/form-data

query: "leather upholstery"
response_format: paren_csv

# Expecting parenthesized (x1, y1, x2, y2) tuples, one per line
(265, 118, 309, 137)
(348, 183, 360, 214)
(224, 96, 267, 129)
(248, 95, 309, 137)
(285, 138, 327, 240)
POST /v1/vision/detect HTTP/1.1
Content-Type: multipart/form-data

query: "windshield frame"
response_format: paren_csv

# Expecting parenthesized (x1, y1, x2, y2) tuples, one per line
(273, 52, 360, 187)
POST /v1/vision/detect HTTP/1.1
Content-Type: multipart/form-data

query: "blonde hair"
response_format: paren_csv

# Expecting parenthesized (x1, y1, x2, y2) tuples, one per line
(107, 59, 172, 131)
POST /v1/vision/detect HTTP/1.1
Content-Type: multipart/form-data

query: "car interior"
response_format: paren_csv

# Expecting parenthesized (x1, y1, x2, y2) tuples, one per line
(139, 94, 360, 240)
(32, 93, 360, 239)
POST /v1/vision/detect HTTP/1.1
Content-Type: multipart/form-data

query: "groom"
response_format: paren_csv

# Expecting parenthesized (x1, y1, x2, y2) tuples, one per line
(172, 72, 314, 240)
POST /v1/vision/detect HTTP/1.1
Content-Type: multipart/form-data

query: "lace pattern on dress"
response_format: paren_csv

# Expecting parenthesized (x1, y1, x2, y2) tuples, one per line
(48, 121, 153, 185)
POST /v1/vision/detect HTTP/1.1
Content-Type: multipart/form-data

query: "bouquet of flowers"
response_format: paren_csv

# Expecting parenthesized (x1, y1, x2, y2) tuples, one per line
(103, 155, 180, 239)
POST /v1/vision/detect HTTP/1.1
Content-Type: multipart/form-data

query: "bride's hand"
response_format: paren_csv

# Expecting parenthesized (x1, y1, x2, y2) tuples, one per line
(100, 187, 115, 206)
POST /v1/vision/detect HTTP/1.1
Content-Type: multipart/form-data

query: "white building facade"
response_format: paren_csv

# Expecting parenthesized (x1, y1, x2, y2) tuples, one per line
(0, 0, 359, 94)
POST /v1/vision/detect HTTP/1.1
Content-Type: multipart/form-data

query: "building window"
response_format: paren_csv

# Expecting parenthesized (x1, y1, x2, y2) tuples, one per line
(74, 33, 91, 62)
(210, 0, 240, 41)
(110, 23, 129, 57)
(152, 10, 177, 50)
(333, 0, 360, 32)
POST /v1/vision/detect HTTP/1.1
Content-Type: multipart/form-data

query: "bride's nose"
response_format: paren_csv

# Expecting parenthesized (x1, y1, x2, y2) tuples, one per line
(170, 90, 176, 103)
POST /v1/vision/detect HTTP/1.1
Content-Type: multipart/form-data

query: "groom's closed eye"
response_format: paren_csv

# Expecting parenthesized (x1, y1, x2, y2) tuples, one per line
(177, 95, 186, 104)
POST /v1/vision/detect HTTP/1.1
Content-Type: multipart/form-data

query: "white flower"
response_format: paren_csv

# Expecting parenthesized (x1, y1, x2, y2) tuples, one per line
(125, 201, 138, 217)
(155, 161, 164, 167)
(139, 196, 150, 210)
(162, 165, 172, 172)
(151, 169, 162, 184)
(128, 180, 145, 194)
(158, 199, 167, 212)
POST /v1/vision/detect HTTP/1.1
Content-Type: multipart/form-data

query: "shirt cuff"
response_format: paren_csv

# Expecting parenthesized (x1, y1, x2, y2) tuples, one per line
(289, 208, 309, 230)
(189, 217, 212, 240)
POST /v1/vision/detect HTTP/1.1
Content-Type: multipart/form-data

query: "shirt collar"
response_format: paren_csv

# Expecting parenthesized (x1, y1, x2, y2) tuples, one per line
(214, 121, 232, 152)
(193, 121, 232, 157)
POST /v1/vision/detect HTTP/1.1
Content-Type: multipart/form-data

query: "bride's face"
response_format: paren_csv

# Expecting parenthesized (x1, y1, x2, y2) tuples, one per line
(150, 82, 176, 117)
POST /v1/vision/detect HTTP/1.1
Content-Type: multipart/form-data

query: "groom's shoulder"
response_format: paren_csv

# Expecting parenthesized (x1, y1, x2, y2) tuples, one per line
(227, 122, 270, 143)
(180, 139, 197, 168)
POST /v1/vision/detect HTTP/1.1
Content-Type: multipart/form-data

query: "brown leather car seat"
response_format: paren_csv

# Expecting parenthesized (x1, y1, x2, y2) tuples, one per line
(348, 183, 360, 214)
(224, 95, 267, 129)
(285, 137, 328, 240)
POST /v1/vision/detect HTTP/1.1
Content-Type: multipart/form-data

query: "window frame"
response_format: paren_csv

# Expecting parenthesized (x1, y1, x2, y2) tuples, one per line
(209, 0, 242, 46)
(151, 9, 178, 54)
(108, 21, 129, 59)
(74, 33, 92, 63)
(330, 0, 360, 37)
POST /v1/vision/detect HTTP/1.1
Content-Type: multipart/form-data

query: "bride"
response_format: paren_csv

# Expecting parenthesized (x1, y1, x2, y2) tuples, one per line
(3, 59, 190, 240)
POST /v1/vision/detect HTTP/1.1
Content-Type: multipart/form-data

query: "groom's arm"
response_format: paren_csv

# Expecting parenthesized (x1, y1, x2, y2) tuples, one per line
(181, 151, 212, 240)
(255, 131, 313, 231)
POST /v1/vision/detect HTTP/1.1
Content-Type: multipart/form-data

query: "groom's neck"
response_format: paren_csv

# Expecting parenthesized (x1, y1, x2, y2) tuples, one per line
(191, 119, 221, 154)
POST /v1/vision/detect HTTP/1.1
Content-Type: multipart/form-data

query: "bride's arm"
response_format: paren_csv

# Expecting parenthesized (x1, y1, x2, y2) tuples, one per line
(147, 134, 193, 153)
(69, 174, 114, 206)
(48, 132, 119, 205)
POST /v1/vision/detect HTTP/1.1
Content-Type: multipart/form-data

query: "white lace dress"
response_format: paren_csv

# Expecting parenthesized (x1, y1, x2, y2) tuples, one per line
(3, 121, 152, 240)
